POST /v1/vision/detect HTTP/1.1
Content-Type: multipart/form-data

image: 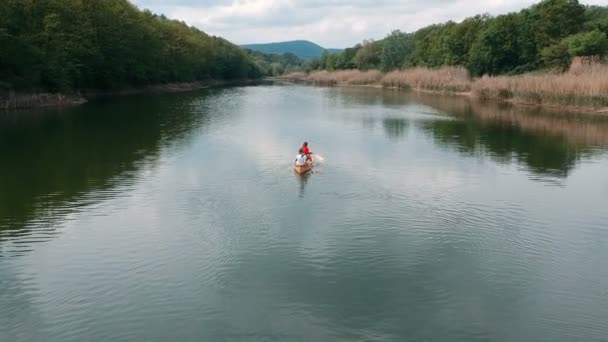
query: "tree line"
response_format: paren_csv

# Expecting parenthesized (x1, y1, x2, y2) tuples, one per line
(244, 50, 314, 76)
(0, 0, 262, 93)
(318, 0, 608, 75)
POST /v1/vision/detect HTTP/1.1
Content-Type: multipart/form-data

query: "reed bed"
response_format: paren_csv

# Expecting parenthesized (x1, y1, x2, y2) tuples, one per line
(472, 58, 608, 108)
(382, 67, 471, 92)
(285, 67, 469, 92)
(344, 70, 383, 85)
(302, 70, 382, 85)
(282, 59, 608, 110)
(281, 72, 308, 82)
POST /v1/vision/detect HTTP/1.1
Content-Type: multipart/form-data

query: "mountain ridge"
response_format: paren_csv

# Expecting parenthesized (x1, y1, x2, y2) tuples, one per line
(240, 40, 341, 59)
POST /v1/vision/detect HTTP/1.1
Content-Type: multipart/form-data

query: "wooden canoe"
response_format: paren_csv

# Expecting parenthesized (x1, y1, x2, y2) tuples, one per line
(294, 160, 313, 174)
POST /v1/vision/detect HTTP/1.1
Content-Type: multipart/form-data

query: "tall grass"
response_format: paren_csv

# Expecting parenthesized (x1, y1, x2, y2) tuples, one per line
(284, 67, 469, 92)
(281, 72, 307, 82)
(304, 70, 383, 85)
(472, 58, 608, 108)
(382, 67, 471, 92)
(282, 59, 608, 110)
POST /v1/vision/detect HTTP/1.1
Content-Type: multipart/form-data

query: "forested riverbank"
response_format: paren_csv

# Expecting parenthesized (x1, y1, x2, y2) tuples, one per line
(284, 0, 608, 112)
(0, 79, 267, 109)
(315, 0, 607, 75)
(0, 0, 263, 109)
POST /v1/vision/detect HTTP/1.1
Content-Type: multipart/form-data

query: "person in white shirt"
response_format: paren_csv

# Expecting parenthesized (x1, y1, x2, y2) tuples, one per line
(294, 148, 308, 166)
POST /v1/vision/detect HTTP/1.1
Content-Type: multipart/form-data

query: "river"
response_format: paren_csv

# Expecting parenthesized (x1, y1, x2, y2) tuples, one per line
(1, 84, 608, 341)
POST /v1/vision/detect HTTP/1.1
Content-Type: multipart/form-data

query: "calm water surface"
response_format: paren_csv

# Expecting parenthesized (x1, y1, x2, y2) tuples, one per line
(1, 85, 608, 341)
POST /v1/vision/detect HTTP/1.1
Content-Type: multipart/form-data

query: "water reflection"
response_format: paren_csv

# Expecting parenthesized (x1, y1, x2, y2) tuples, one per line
(296, 172, 312, 198)
(0, 90, 221, 250)
(322, 86, 608, 178)
(1, 85, 608, 341)
(382, 118, 409, 140)
(413, 93, 608, 147)
(409, 93, 608, 178)
(327, 87, 414, 108)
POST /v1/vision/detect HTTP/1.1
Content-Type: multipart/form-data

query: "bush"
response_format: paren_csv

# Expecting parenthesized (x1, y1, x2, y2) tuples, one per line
(566, 30, 608, 57)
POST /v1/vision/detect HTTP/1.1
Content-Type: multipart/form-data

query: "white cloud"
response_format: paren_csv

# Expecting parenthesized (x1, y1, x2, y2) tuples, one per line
(131, 0, 607, 48)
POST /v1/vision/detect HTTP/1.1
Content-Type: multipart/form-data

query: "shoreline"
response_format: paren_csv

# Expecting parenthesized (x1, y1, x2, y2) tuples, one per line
(277, 78, 608, 115)
(1, 79, 263, 110)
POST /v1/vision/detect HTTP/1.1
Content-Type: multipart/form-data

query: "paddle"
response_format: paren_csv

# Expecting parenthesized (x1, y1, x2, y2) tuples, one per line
(313, 154, 325, 162)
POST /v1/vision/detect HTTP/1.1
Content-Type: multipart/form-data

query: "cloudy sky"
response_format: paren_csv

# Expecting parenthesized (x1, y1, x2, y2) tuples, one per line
(131, 0, 605, 48)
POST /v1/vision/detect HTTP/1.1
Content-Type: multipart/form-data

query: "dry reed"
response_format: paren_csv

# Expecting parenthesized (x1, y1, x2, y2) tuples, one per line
(382, 67, 471, 92)
(472, 58, 608, 108)
(283, 58, 608, 109)
(281, 72, 307, 82)
(304, 70, 383, 85)
(284, 67, 470, 92)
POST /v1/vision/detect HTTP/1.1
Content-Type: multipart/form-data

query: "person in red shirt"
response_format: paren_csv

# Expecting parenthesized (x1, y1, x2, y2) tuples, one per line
(301, 142, 313, 161)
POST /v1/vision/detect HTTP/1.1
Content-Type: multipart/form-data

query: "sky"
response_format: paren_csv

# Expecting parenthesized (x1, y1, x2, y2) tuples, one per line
(131, 0, 606, 48)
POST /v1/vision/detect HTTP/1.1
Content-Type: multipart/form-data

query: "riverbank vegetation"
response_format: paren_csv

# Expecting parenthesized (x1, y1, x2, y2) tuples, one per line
(316, 0, 607, 75)
(472, 58, 608, 107)
(0, 0, 262, 97)
(244, 50, 309, 77)
(285, 0, 608, 111)
(283, 58, 608, 110)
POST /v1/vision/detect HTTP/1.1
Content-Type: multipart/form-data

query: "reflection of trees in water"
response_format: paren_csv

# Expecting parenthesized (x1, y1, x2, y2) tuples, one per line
(382, 118, 409, 140)
(421, 119, 580, 177)
(0, 90, 219, 242)
(411, 93, 608, 177)
(411, 92, 608, 146)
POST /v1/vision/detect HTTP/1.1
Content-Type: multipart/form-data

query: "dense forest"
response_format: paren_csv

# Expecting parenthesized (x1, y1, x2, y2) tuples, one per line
(0, 0, 262, 93)
(318, 0, 608, 75)
(244, 50, 312, 76)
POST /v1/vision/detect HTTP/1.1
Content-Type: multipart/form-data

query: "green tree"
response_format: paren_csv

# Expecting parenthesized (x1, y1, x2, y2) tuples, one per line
(314, 0, 606, 76)
(380, 30, 411, 71)
(442, 15, 488, 66)
(566, 30, 608, 57)
(319, 50, 330, 70)
(532, 0, 586, 48)
(541, 41, 572, 70)
(0, 0, 261, 92)
(354, 40, 382, 70)
(408, 25, 440, 66)
(468, 14, 536, 75)
(336, 45, 360, 69)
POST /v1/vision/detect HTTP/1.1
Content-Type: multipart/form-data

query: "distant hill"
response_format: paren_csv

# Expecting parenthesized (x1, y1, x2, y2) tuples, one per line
(240, 40, 341, 59)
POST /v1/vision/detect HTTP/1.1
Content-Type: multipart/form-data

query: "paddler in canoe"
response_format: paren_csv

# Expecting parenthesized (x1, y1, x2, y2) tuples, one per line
(301, 142, 313, 162)
(294, 148, 313, 174)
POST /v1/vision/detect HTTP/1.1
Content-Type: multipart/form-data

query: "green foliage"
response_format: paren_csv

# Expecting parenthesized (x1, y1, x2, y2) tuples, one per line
(541, 30, 608, 70)
(591, 17, 608, 34)
(353, 40, 382, 70)
(441, 15, 488, 66)
(245, 50, 309, 76)
(566, 30, 608, 56)
(541, 41, 572, 70)
(0, 0, 261, 92)
(380, 31, 411, 71)
(468, 13, 537, 76)
(335, 45, 360, 69)
(532, 0, 586, 48)
(318, 0, 606, 76)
